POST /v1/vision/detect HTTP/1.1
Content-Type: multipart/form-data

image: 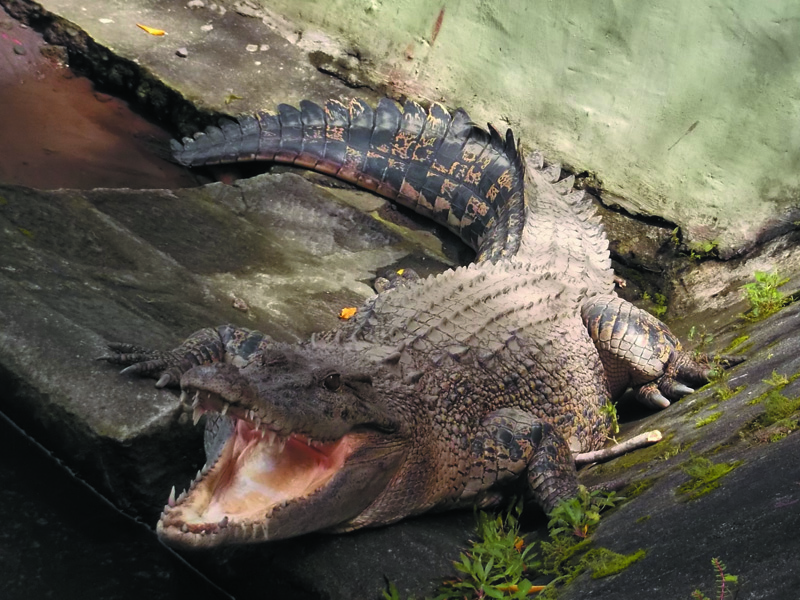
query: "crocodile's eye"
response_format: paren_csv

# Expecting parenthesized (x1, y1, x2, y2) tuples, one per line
(322, 373, 342, 392)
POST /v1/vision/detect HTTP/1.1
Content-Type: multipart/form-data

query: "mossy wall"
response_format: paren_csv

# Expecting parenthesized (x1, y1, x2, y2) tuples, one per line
(262, 0, 800, 253)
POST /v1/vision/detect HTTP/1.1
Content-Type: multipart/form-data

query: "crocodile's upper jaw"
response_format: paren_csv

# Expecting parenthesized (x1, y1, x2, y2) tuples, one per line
(157, 389, 406, 548)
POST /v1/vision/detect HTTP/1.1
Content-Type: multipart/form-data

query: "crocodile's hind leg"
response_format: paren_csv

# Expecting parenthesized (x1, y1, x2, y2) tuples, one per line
(581, 294, 735, 409)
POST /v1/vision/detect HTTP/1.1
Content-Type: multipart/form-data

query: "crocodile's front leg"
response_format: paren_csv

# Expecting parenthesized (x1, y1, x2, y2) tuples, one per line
(581, 295, 727, 409)
(99, 325, 271, 388)
(465, 408, 579, 513)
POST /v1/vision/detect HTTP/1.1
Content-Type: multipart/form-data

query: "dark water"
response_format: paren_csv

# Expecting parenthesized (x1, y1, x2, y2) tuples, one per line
(0, 7, 198, 191)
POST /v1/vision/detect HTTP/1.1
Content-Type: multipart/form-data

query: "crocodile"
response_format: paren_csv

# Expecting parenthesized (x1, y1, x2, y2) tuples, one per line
(102, 97, 716, 549)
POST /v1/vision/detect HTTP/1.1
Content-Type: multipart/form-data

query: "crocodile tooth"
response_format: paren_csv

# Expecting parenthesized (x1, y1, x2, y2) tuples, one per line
(179, 390, 188, 404)
(267, 430, 276, 445)
(181, 524, 189, 533)
(306, 437, 312, 447)
(192, 406, 203, 426)
(221, 402, 229, 416)
(277, 437, 286, 453)
(168, 486, 176, 507)
(196, 470, 202, 481)
(191, 394, 200, 409)
(254, 416, 262, 429)
(219, 516, 229, 529)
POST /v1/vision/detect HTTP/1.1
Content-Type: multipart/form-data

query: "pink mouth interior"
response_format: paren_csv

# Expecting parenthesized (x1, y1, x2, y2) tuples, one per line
(162, 417, 356, 532)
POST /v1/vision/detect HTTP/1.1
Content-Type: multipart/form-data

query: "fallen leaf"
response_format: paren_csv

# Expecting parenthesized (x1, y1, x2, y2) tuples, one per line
(338, 307, 357, 320)
(137, 23, 166, 36)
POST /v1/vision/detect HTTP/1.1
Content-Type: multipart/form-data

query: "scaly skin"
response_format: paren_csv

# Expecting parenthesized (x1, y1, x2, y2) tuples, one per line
(101, 98, 718, 548)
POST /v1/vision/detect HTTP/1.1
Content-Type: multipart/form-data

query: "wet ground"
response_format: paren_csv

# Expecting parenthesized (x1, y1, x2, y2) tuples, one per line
(0, 6, 197, 190)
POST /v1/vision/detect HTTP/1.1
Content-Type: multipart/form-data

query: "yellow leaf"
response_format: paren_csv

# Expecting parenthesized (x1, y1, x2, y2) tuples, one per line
(338, 307, 357, 320)
(137, 23, 166, 36)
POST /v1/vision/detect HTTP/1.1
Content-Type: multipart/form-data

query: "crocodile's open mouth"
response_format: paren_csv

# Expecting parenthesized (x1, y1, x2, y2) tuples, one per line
(157, 389, 362, 546)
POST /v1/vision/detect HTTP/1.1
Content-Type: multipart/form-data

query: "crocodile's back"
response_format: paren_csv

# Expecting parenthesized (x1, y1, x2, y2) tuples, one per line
(514, 159, 615, 295)
(173, 98, 525, 261)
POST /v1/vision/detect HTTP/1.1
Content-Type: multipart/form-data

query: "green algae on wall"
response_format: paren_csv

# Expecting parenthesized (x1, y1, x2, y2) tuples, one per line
(262, 0, 800, 253)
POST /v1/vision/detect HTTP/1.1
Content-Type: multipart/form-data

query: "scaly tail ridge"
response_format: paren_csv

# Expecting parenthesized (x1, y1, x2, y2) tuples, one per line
(172, 98, 526, 260)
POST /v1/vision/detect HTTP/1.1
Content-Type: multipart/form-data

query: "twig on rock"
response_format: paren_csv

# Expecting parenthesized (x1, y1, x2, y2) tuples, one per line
(574, 430, 662, 466)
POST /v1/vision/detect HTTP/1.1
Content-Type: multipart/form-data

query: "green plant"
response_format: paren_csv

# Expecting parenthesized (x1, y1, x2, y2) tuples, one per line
(383, 581, 405, 600)
(434, 502, 541, 599)
(539, 535, 591, 591)
(759, 391, 800, 427)
(387, 486, 631, 599)
(763, 370, 789, 387)
(678, 457, 742, 500)
(741, 270, 791, 321)
(713, 382, 744, 402)
(687, 240, 718, 261)
(671, 227, 681, 247)
(691, 557, 738, 600)
(641, 291, 668, 318)
(652, 293, 668, 317)
(547, 487, 623, 539)
(601, 401, 620, 436)
(687, 325, 714, 357)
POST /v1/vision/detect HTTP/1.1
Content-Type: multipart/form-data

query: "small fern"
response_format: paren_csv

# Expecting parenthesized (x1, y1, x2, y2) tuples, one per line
(691, 557, 738, 600)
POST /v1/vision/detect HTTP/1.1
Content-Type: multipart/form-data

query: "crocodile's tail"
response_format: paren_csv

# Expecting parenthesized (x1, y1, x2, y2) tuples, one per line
(171, 98, 525, 261)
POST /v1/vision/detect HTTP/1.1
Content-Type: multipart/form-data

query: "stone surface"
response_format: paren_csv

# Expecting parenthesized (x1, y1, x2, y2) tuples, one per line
(0, 412, 233, 600)
(0, 173, 453, 520)
(1, 0, 800, 598)
(567, 300, 800, 600)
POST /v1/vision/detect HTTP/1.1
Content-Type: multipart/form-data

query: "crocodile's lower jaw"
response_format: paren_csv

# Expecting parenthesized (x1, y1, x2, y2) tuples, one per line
(157, 416, 358, 547)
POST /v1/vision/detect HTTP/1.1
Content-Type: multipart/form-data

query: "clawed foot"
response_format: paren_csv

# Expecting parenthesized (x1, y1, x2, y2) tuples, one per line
(636, 351, 746, 409)
(98, 328, 227, 388)
(98, 343, 191, 387)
